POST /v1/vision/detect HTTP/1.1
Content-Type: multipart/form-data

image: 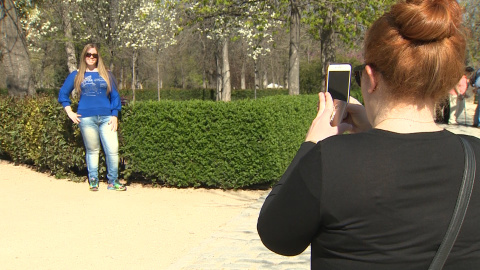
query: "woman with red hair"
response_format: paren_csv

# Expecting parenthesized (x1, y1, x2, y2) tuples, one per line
(258, 1, 480, 269)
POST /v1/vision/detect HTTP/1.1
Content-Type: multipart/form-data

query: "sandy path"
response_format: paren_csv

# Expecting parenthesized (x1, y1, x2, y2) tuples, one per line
(0, 160, 266, 270)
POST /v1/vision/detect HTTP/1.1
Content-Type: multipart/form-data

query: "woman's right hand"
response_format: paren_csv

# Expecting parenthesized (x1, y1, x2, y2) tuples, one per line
(305, 92, 352, 143)
(343, 97, 372, 133)
(64, 106, 81, 124)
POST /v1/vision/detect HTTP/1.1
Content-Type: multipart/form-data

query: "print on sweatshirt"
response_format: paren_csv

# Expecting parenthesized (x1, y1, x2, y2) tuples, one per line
(82, 75, 108, 97)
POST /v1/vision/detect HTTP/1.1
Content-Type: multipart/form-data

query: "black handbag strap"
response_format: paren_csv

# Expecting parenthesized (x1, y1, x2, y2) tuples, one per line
(428, 136, 476, 270)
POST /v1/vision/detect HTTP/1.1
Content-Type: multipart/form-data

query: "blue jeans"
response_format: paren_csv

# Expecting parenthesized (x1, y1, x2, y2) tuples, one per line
(475, 88, 480, 127)
(475, 103, 480, 127)
(78, 116, 119, 184)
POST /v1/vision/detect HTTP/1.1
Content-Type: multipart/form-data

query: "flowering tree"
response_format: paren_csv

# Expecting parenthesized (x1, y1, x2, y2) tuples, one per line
(261, 0, 396, 94)
(19, 0, 78, 91)
(237, 1, 280, 98)
(0, 0, 35, 96)
(116, 0, 178, 101)
(301, 0, 396, 90)
(194, 14, 233, 101)
(186, 0, 279, 101)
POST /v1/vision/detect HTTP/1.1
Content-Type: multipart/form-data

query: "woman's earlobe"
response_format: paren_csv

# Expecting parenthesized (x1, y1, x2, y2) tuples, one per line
(365, 65, 378, 93)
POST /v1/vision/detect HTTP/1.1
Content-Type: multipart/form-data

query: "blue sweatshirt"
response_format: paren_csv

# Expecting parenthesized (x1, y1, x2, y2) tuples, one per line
(58, 70, 121, 117)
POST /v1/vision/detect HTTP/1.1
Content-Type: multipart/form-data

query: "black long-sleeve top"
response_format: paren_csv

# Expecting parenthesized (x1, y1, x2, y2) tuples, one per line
(257, 129, 480, 270)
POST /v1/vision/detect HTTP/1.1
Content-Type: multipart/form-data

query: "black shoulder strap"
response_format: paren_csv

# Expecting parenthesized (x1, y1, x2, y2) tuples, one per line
(428, 136, 476, 270)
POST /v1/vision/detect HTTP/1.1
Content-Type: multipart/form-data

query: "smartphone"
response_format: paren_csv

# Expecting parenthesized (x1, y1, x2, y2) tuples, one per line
(325, 63, 351, 126)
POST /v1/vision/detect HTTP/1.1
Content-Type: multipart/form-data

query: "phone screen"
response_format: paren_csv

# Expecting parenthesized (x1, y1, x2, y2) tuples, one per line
(327, 71, 350, 102)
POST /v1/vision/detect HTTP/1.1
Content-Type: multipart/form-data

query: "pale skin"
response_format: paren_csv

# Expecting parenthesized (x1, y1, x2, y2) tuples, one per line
(305, 64, 441, 143)
(64, 47, 118, 131)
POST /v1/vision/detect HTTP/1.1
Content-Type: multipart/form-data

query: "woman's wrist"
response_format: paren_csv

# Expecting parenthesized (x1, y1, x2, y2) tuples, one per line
(64, 106, 73, 113)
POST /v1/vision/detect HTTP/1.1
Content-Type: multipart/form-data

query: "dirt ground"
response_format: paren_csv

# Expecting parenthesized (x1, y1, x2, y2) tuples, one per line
(0, 160, 266, 270)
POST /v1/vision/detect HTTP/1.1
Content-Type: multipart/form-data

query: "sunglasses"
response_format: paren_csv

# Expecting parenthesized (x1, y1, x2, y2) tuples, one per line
(85, 53, 98, 59)
(353, 64, 367, 87)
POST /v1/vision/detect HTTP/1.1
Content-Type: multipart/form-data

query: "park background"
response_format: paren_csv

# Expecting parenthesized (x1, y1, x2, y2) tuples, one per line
(1, 0, 480, 189)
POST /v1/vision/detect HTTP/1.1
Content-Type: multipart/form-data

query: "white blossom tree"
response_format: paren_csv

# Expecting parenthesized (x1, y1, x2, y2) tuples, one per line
(0, 0, 35, 96)
(237, 1, 280, 98)
(116, 0, 178, 101)
(186, 0, 279, 101)
(20, 1, 75, 90)
(195, 14, 233, 101)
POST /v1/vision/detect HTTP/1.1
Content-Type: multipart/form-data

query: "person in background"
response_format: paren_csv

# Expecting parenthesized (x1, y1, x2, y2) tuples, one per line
(257, 0, 480, 269)
(58, 43, 126, 191)
(448, 66, 474, 125)
(472, 68, 480, 126)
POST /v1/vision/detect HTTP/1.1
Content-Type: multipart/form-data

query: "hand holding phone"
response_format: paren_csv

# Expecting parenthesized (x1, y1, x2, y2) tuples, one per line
(305, 92, 352, 143)
(325, 63, 351, 126)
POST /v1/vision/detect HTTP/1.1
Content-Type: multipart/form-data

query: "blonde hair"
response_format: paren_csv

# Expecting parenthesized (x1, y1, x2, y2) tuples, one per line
(74, 43, 112, 95)
(364, 0, 466, 102)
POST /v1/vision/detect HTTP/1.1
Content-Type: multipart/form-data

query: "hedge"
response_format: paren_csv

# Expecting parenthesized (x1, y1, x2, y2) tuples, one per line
(0, 94, 318, 188)
(120, 95, 317, 188)
(0, 95, 85, 179)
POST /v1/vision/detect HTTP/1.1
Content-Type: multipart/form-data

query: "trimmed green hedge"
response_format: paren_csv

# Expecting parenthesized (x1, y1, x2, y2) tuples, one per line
(120, 95, 316, 188)
(0, 94, 318, 188)
(0, 95, 85, 178)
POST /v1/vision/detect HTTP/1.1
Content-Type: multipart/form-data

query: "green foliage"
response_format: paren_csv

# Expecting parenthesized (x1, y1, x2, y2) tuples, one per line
(0, 95, 86, 179)
(302, 1, 396, 47)
(0, 93, 318, 189)
(120, 95, 317, 188)
(300, 60, 323, 94)
(36, 88, 60, 96)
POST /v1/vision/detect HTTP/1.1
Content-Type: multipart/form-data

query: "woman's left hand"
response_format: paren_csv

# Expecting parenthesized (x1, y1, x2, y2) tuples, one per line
(305, 92, 352, 143)
(109, 116, 118, 131)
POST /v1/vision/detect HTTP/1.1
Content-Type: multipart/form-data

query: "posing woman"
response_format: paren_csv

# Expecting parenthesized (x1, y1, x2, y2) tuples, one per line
(58, 43, 125, 191)
(448, 67, 474, 125)
(258, 0, 480, 269)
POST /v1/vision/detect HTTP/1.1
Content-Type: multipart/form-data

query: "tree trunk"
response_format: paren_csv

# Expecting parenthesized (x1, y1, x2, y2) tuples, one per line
(181, 64, 186, 89)
(201, 36, 208, 89)
(263, 71, 268, 89)
(108, 0, 119, 72)
(241, 59, 246, 90)
(157, 54, 161, 101)
(288, 0, 300, 95)
(203, 70, 208, 89)
(221, 39, 231, 101)
(215, 47, 222, 101)
(119, 67, 125, 90)
(61, 1, 76, 73)
(156, 50, 164, 100)
(60, 0, 77, 97)
(241, 41, 246, 90)
(254, 59, 259, 99)
(320, 3, 336, 91)
(36, 43, 51, 88)
(0, 0, 35, 96)
(131, 49, 138, 102)
(271, 56, 277, 86)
